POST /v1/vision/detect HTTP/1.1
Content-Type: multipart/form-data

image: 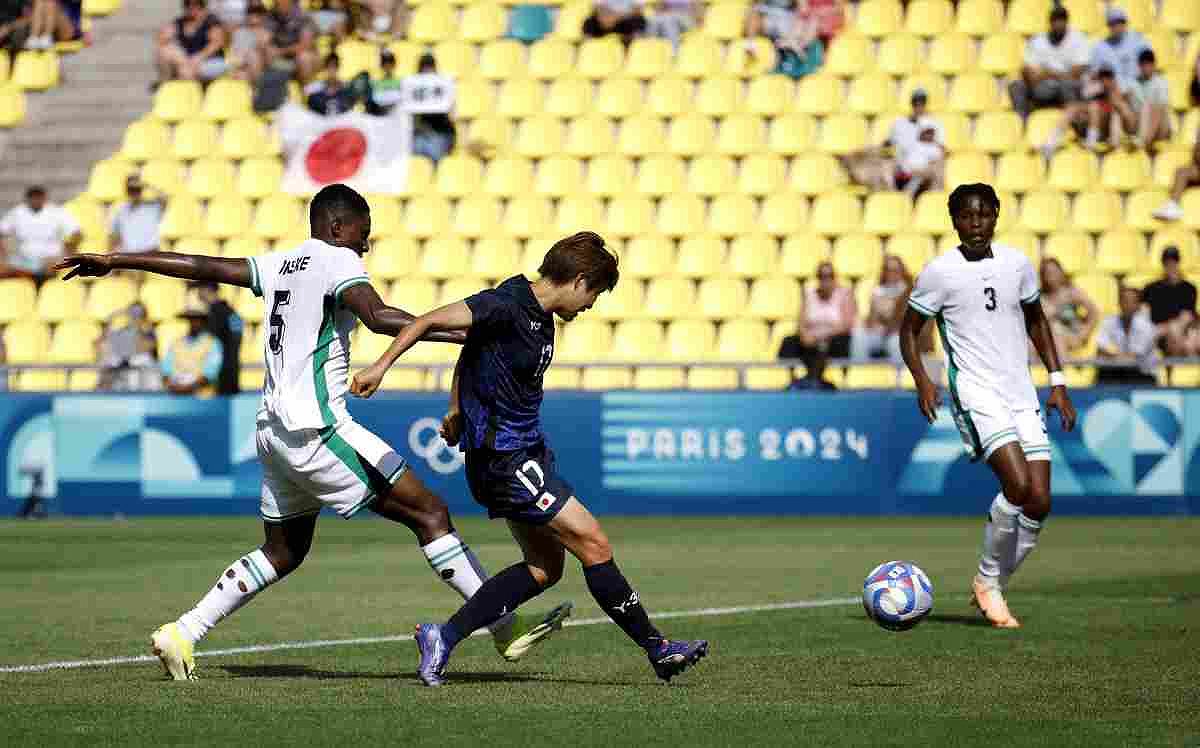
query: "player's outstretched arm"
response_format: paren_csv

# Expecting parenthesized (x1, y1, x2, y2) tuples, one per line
(899, 306, 940, 424)
(340, 283, 466, 344)
(53, 251, 252, 287)
(1023, 300, 1077, 431)
(350, 301, 473, 398)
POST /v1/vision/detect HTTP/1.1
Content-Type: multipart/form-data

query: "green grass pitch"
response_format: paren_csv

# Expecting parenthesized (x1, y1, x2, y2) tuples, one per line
(1, 516, 1198, 747)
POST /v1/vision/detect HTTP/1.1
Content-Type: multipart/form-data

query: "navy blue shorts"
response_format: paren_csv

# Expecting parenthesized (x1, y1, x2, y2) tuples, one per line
(464, 441, 573, 525)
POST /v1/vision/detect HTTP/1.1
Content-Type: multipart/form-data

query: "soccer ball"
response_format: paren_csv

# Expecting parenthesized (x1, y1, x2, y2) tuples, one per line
(862, 561, 934, 631)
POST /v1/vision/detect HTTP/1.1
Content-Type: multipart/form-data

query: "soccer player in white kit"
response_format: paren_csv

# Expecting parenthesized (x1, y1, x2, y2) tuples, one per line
(899, 183, 1077, 628)
(53, 185, 570, 679)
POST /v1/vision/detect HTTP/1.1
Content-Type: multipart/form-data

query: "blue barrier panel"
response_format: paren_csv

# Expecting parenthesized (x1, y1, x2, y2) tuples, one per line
(1, 389, 1197, 516)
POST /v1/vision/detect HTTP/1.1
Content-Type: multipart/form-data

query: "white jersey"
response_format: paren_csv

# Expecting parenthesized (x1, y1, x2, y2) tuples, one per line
(908, 244, 1040, 412)
(247, 238, 370, 431)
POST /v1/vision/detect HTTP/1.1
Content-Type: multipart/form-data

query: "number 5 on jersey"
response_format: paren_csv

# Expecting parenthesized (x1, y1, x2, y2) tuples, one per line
(268, 290, 291, 355)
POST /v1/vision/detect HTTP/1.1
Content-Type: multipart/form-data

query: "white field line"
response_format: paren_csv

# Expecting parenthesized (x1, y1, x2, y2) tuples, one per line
(0, 596, 860, 675)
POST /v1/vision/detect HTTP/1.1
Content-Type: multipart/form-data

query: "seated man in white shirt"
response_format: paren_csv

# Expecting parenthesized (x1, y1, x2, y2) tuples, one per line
(109, 175, 163, 254)
(1096, 285, 1159, 386)
(0, 186, 81, 283)
(841, 88, 943, 192)
(1009, 5, 1090, 119)
(894, 124, 945, 197)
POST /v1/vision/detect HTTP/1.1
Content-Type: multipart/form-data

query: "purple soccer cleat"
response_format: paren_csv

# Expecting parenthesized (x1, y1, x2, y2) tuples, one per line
(648, 639, 710, 683)
(414, 623, 452, 687)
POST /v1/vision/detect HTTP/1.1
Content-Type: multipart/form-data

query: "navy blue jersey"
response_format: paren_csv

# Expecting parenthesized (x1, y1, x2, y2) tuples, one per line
(459, 276, 555, 451)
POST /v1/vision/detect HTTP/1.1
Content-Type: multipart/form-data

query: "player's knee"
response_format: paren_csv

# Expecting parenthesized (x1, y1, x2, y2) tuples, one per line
(261, 544, 305, 577)
(1005, 474, 1033, 506)
(527, 561, 563, 588)
(1026, 490, 1051, 520)
(576, 529, 612, 566)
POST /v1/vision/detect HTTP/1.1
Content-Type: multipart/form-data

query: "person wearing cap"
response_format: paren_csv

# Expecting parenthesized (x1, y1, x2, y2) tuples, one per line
(109, 175, 163, 254)
(162, 292, 224, 397)
(1009, 5, 1090, 119)
(0, 186, 80, 283)
(1142, 247, 1198, 357)
(841, 88, 943, 193)
(1088, 6, 1148, 91)
(1152, 141, 1200, 222)
(1117, 47, 1171, 150)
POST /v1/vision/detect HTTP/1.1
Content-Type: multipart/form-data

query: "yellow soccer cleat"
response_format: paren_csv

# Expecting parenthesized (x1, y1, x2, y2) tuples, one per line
(492, 601, 573, 662)
(970, 576, 1021, 629)
(151, 622, 197, 680)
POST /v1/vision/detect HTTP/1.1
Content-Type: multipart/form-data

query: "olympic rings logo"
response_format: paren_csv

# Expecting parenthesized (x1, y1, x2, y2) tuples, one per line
(408, 417, 465, 475)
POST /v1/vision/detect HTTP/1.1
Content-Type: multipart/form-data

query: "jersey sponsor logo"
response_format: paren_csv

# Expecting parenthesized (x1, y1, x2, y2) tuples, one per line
(278, 256, 312, 275)
(407, 417, 466, 474)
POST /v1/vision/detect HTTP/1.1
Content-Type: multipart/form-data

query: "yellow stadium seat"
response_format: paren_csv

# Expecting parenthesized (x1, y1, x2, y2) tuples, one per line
(716, 318, 771, 359)
(862, 192, 913, 236)
(582, 367, 633, 389)
(623, 236, 674, 279)
(604, 196, 655, 238)
(926, 32, 975, 74)
(780, 234, 831, 278)
(675, 33, 722, 77)
(452, 197, 503, 238)
(674, 235, 724, 278)
(1059, 0, 1102, 32)
(12, 50, 57, 91)
(528, 37, 574, 79)
(171, 119, 217, 161)
(398, 157, 434, 199)
(767, 113, 816, 155)
(847, 73, 896, 116)
(236, 157, 282, 199)
(858, 0, 904, 37)
(1047, 148, 1099, 193)
(201, 78, 252, 120)
(716, 114, 766, 156)
(403, 196, 452, 238)
(152, 80, 201, 121)
(709, 194, 759, 236)
(431, 40, 474, 78)
(337, 40, 379, 79)
(534, 156, 583, 197)
(1153, 146, 1194, 189)
(844, 364, 902, 389)
(514, 116, 564, 158)
(876, 33, 921, 76)
(817, 113, 868, 155)
(956, 0, 1004, 35)
(899, 74, 948, 111)
(913, 190, 955, 234)
(461, 2, 505, 41)
(737, 154, 786, 196)
(978, 32, 1024, 75)
(174, 237, 220, 255)
(1043, 232, 1093, 275)
(972, 111, 1023, 154)
(496, 78, 544, 119)
(746, 277, 801, 320)
(367, 237, 418, 280)
(744, 75, 794, 117)
(655, 194, 705, 237)
(905, 0, 953, 35)
(15, 369, 67, 391)
(592, 278, 646, 321)
(453, 80, 494, 120)
(254, 194, 302, 240)
(204, 195, 252, 240)
(1167, 71, 1192, 112)
(1024, 107, 1062, 149)
(1095, 230, 1145, 276)
(744, 367, 791, 390)
(796, 74, 843, 116)
(694, 76, 741, 117)
(470, 237, 521, 279)
(1150, 227, 1200, 271)
(555, 195, 604, 234)
(410, 3, 454, 42)
(833, 234, 885, 278)
(119, 118, 170, 161)
(388, 279, 438, 315)
(544, 77, 590, 118)
(139, 278, 186, 321)
(663, 319, 716, 360)
(563, 115, 613, 156)
(994, 230, 1038, 261)
(644, 278, 697, 319)
(0, 278, 35, 323)
(667, 113, 716, 156)
(225, 236, 269, 259)
(824, 33, 872, 77)
(945, 152, 995, 189)
(687, 155, 735, 196)
(35, 280, 84, 322)
(705, 1, 748, 40)
(227, 288, 260, 326)
(576, 37, 624, 79)
(811, 192, 862, 236)
(1171, 365, 1200, 387)
(158, 195, 202, 241)
(645, 76, 690, 117)
(418, 237, 471, 279)
(187, 157, 235, 199)
(636, 154, 687, 197)
(0, 85, 26, 128)
(1020, 190, 1070, 234)
(434, 154, 483, 198)
(1179, 189, 1200, 229)
(696, 278, 748, 319)
(221, 117, 276, 159)
(788, 152, 846, 195)
(594, 77, 642, 118)
(726, 235, 778, 277)
(947, 72, 999, 113)
(1185, 34, 1200, 72)
(625, 37, 672, 78)
(1075, 273, 1118, 315)
(85, 276, 137, 320)
(480, 157, 532, 198)
(85, 158, 135, 202)
(1177, 111, 1200, 145)
(1100, 150, 1152, 192)
(1126, 188, 1172, 232)
(686, 368, 739, 389)
(4, 320, 50, 363)
(1071, 190, 1121, 233)
(362, 194, 401, 238)
(725, 37, 777, 78)
(995, 151, 1045, 194)
(617, 115, 666, 156)
(557, 319, 613, 363)
(887, 233, 935, 271)
(1162, 0, 1200, 32)
(67, 368, 99, 391)
(64, 196, 104, 247)
(758, 194, 807, 236)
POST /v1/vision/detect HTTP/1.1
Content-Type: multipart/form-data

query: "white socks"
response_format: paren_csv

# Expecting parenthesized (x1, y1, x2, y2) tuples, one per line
(978, 494, 1020, 584)
(1012, 513, 1043, 582)
(177, 549, 279, 644)
(421, 533, 513, 635)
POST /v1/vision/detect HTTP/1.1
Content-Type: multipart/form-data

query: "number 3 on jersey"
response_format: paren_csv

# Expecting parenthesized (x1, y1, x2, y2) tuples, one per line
(983, 286, 996, 311)
(268, 290, 291, 355)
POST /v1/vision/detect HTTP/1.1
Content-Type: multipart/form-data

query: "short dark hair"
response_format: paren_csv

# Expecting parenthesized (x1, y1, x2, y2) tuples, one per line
(309, 184, 369, 234)
(538, 231, 619, 292)
(1138, 48, 1155, 64)
(25, 185, 46, 199)
(1049, 5, 1068, 21)
(948, 183, 1000, 217)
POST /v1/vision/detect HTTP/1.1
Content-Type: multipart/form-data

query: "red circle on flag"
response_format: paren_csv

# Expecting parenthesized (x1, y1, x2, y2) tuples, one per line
(305, 127, 367, 184)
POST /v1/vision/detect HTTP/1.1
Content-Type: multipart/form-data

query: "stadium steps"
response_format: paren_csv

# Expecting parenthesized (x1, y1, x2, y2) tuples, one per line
(0, 0, 173, 204)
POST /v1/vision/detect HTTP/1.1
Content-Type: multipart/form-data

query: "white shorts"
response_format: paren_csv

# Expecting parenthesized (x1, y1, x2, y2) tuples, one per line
(949, 386, 1050, 463)
(256, 418, 408, 523)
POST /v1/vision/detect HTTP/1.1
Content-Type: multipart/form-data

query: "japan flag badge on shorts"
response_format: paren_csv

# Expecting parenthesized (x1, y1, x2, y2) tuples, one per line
(536, 493, 556, 511)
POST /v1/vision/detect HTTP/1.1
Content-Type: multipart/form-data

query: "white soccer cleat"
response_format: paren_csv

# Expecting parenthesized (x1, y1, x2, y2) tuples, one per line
(1153, 201, 1183, 222)
(970, 575, 1020, 629)
(492, 602, 573, 662)
(151, 622, 197, 680)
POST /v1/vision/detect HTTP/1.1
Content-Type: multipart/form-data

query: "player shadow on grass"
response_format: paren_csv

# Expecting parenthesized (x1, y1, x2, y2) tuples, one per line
(220, 664, 636, 686)
(845, 612, 994, 627)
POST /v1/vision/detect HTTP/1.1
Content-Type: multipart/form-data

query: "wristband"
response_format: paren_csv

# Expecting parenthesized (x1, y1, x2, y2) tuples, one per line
(1049, 371, 1066, 388)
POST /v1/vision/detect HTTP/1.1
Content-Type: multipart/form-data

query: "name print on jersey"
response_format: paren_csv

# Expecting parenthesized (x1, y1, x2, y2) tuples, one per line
(279, 256, 312, 275)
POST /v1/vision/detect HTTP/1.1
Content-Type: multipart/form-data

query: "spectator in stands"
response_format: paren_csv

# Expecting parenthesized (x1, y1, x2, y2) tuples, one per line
(0, 1, 32, 55)
(366, 46, 403, 114)
(1142, 246, 1197, 357)
(1009, 5, 1089, 119)
(155, 0, 228, 87)
(265, 0, 319, 83)
(0, 186, 80, 284)
(229, 2, 271, 82)
(24, 0, 82, 50)
(778, 261, 855, 387)
(308, 0, 350, 37)
(108, 176, 162, 255)
(305, 54, 357, 115)
(1041, 66, 1124, 156)
(807, 0, 843, 45)
(1039, 257, 1098, 358)
(842, 89, 943, 194)
(745, 0, 824, 80)
(851, 254, 911, 363)
(1117, 48, 1171, 151)
(1192, 44, 1200, 107)
(1152, 142, 1200, 222)
(1096, 285, 1159, 385)
(162, 294, 223, 397)
(645, 0, 700, 48)
(1088, 6, 1148, 92)
(408, 53, 457, 163)
(191, 280, 243, 395)
(582, 0, 647, 45)
(97, 302, 160, 392)
(211, 0, 248, 27)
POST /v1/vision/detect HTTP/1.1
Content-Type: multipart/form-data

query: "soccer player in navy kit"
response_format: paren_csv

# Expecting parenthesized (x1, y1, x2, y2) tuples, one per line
(352, 231, 709, 686)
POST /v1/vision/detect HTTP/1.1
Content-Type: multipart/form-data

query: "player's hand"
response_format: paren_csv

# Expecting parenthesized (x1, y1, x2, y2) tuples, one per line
(1047, 385, 1076, 432)
(350, 364, 386, 399)
(440, 409, 463, 447)
(916, 379, 941, 424)
(52, 254, 113, 280)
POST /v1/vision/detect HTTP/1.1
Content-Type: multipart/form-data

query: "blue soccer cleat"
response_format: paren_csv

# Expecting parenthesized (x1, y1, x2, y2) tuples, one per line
(648, 639, 709, 683)
(414, 623, 452, 687)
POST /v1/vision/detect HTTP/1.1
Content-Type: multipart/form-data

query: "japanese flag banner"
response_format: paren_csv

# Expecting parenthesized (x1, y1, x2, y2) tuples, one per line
(278, 104, 412, 195)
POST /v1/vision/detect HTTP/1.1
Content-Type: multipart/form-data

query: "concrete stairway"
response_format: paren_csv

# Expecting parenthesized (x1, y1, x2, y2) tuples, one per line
(0, 0, 175, 207)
